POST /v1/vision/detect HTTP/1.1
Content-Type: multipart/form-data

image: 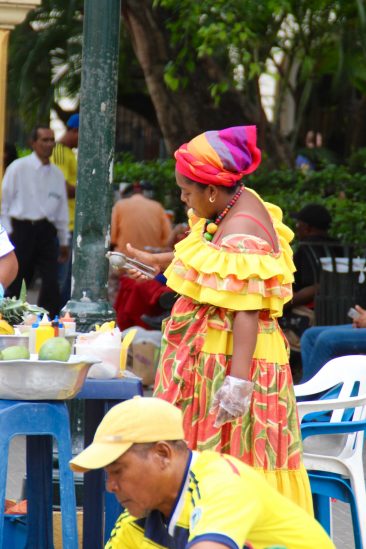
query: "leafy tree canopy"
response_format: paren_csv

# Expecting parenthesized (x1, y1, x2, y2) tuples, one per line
(158, 0, 366, 131)
(6, 0, 366, 161)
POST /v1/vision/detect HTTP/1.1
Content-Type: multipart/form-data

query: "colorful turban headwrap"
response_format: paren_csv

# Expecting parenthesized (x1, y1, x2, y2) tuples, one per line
(174, 126, 261, 187)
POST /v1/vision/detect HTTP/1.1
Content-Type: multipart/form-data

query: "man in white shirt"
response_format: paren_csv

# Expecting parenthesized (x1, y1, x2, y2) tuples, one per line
(1, 125, 69, 317)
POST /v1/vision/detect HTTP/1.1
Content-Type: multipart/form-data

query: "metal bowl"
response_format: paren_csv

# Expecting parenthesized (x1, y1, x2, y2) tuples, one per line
(0, 355, 100, 400)
(0, 332, 76, 352)
(0, 335, 29, 350)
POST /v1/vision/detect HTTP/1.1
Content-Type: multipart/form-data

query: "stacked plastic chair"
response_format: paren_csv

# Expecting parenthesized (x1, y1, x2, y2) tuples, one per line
(0, 400, 78, 548)
(295, 355, 366, 549)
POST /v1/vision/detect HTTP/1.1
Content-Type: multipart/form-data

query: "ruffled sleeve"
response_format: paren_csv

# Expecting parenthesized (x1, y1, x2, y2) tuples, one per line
(164, 190, 295, 317)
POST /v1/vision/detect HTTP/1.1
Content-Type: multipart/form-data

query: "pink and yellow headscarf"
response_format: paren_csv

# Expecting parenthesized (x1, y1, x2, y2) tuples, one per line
(174, 126, 261, 187)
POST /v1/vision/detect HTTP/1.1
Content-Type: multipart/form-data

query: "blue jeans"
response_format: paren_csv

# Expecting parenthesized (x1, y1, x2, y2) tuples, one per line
(300, 324, 366, 382)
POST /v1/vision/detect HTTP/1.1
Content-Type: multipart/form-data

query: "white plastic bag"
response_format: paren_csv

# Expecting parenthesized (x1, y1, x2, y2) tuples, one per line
(76, 329, 122, 379)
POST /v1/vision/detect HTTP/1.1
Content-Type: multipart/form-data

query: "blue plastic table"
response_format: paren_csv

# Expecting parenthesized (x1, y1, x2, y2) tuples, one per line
(76, 376, 143, 548)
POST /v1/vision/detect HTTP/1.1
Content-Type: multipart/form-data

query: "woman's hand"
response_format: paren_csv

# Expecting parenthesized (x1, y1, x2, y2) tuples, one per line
(353, 305, 366, 328)
(125, 244, 174, 280)
(210, 376, 254, 427)
(125, 243, 161, 280)
(208, 310, 258, 427)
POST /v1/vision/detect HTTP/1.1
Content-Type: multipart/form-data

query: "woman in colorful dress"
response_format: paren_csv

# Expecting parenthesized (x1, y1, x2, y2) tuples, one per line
(126, 126, 313, 513)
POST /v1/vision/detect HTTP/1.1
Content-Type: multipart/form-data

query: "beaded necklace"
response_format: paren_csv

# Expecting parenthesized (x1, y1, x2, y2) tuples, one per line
(203, 185, 244, 241)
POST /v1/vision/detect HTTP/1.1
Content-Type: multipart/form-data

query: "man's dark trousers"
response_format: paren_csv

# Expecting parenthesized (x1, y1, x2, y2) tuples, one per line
(7, 218, 61, 318)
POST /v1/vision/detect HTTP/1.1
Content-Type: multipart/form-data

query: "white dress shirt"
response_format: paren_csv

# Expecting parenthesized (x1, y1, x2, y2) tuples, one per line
(0, 225, 14, 257)
(1, 152, 69, 245)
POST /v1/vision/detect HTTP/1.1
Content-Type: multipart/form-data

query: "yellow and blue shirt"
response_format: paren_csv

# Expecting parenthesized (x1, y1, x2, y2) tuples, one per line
(105, 450, 334, 549)
(51, 143, 77, 232)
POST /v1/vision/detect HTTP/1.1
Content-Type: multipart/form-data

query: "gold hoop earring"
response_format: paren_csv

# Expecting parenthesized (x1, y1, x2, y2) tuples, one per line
(209, 196, 215, 203)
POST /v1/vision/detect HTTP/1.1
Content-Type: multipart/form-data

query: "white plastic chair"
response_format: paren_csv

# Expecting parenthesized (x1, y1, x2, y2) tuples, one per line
(294, 355, 366, 547)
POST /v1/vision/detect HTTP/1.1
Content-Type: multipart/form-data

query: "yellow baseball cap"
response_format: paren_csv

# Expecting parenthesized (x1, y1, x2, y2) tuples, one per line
(69, 396, 184, 472)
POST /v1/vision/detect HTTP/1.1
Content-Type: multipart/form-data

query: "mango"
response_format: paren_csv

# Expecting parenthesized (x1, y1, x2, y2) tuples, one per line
(0, 345, 30, 360)
(38, 337, 71, 362)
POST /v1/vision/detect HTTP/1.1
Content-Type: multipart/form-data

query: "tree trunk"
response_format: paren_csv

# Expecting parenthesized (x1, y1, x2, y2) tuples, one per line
(122, 0, 292, 166)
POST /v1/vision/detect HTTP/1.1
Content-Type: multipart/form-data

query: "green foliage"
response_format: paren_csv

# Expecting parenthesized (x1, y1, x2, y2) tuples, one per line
(8, 0, 83, 127)
(113, 154, 185, 220)
(0, 280, 47, 325)
(158, 0, 287, 99)
(157, 0, 366, 96)
(16, 147, 31, 158)
(7, 0, 366, 162)
(164, 62, 180, 91)
(347, 147, 366, 173)
(114, 154, 366, 248)
(247, 165, 366, 250)
(156, 0, 366, 154)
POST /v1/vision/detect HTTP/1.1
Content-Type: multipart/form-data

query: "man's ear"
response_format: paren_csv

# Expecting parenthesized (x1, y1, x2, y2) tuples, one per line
(151, 441, 173, 469)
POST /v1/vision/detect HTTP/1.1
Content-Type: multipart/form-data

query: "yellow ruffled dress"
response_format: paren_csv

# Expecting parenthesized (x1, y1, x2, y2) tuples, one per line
(154, 189, 313, 513)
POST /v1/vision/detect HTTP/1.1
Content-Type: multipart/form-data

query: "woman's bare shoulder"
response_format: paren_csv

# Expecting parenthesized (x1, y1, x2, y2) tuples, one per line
(219, 191, 278, 250)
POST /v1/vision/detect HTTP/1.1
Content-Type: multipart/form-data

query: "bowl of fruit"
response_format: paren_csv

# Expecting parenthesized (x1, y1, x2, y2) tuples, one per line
(0, 337, 100, 400)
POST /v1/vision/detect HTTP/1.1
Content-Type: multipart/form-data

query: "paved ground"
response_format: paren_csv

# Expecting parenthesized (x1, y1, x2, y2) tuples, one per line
(7, 435, 26, 501)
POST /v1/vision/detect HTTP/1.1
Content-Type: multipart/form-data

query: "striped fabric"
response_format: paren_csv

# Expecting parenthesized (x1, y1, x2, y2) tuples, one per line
(174, 126, 261, 186)
(52, 142, 66, 165)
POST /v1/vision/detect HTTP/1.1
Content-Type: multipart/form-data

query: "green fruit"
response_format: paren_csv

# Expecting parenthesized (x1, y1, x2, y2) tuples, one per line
(0, 345, 30, 360)
(39, 337, 71, 362)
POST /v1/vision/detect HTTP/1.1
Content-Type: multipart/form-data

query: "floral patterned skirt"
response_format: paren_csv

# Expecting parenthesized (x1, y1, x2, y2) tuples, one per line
(154, 296, 313, 514)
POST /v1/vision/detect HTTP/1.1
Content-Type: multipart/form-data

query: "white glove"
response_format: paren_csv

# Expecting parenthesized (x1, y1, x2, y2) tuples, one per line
(210, 375, 254, 428)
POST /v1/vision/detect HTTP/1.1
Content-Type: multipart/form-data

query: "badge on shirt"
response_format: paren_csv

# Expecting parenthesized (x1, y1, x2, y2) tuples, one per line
(190, 507, 202, 530)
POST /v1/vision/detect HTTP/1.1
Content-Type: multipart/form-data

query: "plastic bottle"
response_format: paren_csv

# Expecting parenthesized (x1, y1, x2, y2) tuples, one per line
(59, 311, 76, 336)
(52, 315, 60, 336)
(58, 322, 65, 338)
(28, 321, 39, 354)
(35, 314, 54, 353)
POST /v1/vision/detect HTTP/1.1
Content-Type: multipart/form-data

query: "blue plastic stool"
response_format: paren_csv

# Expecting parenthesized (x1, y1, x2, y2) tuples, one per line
(76, 377, 143, 547)
(309, 471, 362, 549)
(3, 515, 26, 548)
(0, 400, 78, 549)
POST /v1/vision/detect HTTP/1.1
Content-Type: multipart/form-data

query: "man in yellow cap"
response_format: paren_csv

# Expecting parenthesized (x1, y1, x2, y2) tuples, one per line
(70, 397, 334, 549)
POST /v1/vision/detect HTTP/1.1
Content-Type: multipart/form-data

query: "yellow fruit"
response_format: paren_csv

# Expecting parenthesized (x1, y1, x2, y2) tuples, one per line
(98, 321, 115, 333)
(0, 319, 14, 335)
